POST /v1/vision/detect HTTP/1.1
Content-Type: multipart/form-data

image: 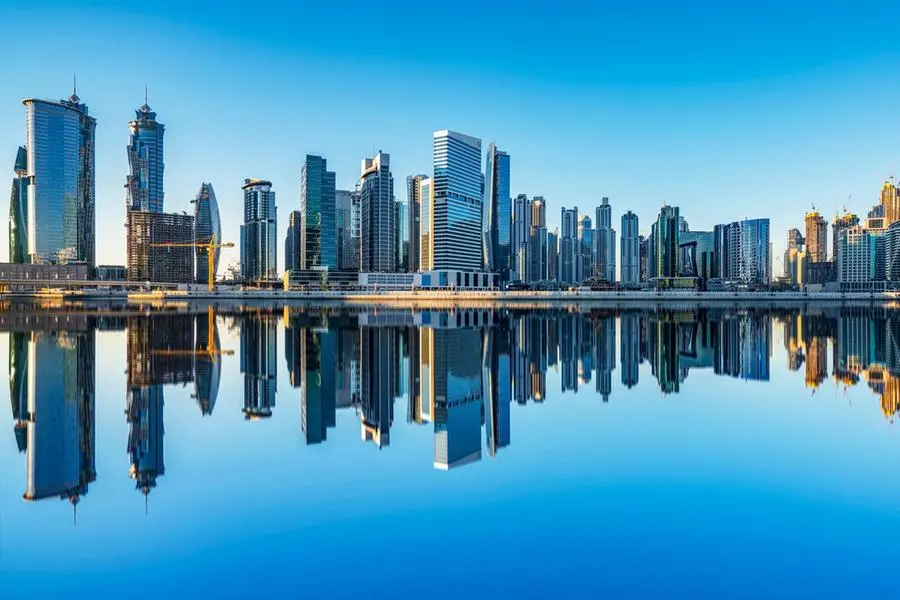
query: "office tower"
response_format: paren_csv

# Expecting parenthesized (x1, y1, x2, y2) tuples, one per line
(423, 326, 484, 470)
(881, 177, 900, 225)
(785, 228, 804, 281)
(680, 231, 715, 281)
(418, 177, 433, 271)
(284, 209, 302, 272)
(432, 130, 483, 271)
(596, 197, 616, 282)
(336, 189, 359, 271)
(805, 210, 827, 263)
(396, 200, 408, 271)
(620, 211, 640, 286)
(832, 211, 860, 263)
(23, 90, 96, 265)
(713, 219, 771, 284)
(300, 155, 337, 270)
(240, 178, 277, 281)
(547, 229, 559, 281)
(837, 225, 884, 286)
(512, 194, 531, 281)
(651, 205, 680, 279)
(407, 174, 427, 272)
(240, 314, 277, 419)
(560, 207, 579, 283)
(301, 329, 336, 444)
(24, 330, 96, 506)
(361, 327, 396, 447)
(639, 235, 649, 282)
(885, 221, 900, 281)
(620, 312, 641, 388)
(193, 183, 221, 284)
(360, 151, 396, 272)
(483, 142, 511, 279)
(483, 327, 511, 456)
(126, 210, 194, 282)
(577, 214, 594, 282)
(125, 94, 164, 213)
(9, 146, 28, 263)
(530, 224, 548, 283)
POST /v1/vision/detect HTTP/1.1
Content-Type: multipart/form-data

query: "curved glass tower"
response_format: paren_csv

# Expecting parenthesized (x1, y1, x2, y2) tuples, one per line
(9, 146, 28, 263)
(193, 183, 221, 284)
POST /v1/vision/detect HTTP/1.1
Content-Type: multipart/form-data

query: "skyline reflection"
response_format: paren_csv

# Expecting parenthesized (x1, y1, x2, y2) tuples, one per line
(6, 303, 900, 514)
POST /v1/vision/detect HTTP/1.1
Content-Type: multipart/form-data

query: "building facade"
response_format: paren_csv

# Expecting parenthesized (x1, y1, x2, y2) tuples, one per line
(240, 179, 277, 281)
(300, 155, 336, 270)
(335, 189, 359, 271)
(595, 197, 616, 283)
(126, 211, 194, 283)
(9, 146, 28, 263)
(512, 194, 531, 282)
(359, 152, 396, 272)
(837, 225, 884, 289)
(805, 210, 828, 263)
(125, 96, 164, 213)
(560, 207, 579, 284)
(193, 182, 221, 284)
(578, 215, 594, 282)
(432, 130, 483, 272)
(713, 218, 771, 285)
(620, 211, 640, 286)
(651, 205, 680, 280)
(832, 211, 860, 263)
(881, 177, 900, 226)
(407, 174, 427, 273)
(23, 92, 96, 265)
(483, 142, 511, 280)
(285, 209, 302, 273)
(418, 177, 433, 271)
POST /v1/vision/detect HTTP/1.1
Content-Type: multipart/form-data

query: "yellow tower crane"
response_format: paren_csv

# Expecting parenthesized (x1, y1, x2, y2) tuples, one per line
(150, 306, 234, 359)
(150, 235, 235, 292)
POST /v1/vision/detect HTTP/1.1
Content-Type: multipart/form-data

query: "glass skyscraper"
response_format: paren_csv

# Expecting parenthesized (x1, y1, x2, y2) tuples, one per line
(620, 211, 640, 286)
(360, 151, 396, 272)
(418, 178, 433, 271)
(300, 155, 337, 270)
(240, 179, 277, 281)
(595, 197, 616, 282)
(125, 95, 164, 213)
(483, 142, 511, 279)
(407, 174, 427, 273)
(432, 130, 483, 272)
(23, 91, 96, 265)
(285, 209, 302, 273)
(193, 182, 221, 285)
(651, 205, 680, 279)
(8, 146, 28, 263)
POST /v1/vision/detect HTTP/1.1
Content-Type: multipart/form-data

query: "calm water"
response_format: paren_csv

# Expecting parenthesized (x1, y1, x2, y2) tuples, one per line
(2, 303, 899, 598)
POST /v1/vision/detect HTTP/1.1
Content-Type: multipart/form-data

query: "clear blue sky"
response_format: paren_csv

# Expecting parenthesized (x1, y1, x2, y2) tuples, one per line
(2, 0, 899, 273)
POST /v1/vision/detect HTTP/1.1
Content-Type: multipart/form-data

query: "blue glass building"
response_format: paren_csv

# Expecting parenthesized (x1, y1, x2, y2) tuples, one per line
(432, 130, 483, 272)
(360, 152, 396, 272)
(240, 179, 277, 281)
(8, 146, 28, 263)
(300, 155, 337, 270)
(193, 182, 221, 285)
(483, 142, 511, 279)
(620, 211, 640, 286)
(125, 95, 165, 213)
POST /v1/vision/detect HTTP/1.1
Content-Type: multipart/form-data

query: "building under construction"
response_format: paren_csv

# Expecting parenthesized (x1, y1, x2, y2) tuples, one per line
(127, 210, 194, 283)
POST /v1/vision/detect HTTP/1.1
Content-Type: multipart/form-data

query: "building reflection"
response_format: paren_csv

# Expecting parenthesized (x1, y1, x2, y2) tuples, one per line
(241, 312, 278, 419)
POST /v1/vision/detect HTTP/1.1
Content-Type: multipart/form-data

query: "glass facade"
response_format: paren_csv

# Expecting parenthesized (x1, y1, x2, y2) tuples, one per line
(432, 130, 483, 272)
(620, 211, 640, 286)
(125, 100, 165, 213)
(240, 179, 277, 281)
(595, 197, 616, 282)
(9, 146, 28, 263)
(419, 178, 432, 271)
(651, 205, 680, 279)
(193, 182, 221, 284)
(24, 94, 96, 265)
(360, 152, 396, 272)
(483, 143, 511, 278)
(299, 155, 337, 270)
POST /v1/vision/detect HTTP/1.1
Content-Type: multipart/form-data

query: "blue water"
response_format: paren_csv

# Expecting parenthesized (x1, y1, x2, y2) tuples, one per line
(1, 305, 898, 598)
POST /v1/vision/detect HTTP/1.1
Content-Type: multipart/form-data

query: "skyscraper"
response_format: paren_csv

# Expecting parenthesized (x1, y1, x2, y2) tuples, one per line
(529, 197, 548, 283)
(125, 93, 164, 213)
(547, 229, 559, 282)
(241, 314, 277, 419)
(407, 174, 427, 273)
(483, 142, 511, 279)
(805, 210, 828, 263)
(23, 90, 96, 264)
(126, 211, 194, 283)
(284, 209, 302, 272)
(335, 189, 359, 271)
(832, 211, 860, 263)
(432, 130, 483, 272)
(651, 205, 680, 279)
(193, 183, 221, 285)
(577, 214, 594, 282)
(8, 146, 28, 263)
(360, 151, 396, 272)
(419, 177, 433, 271)
(300, 155, 337, 270)
(360, 327, 396, 447)
(785, 228, 804, 281)
(512, 194, 531, 281)
(714, 219, 771, 284)
(396, 199, 408, 272)
(620, 211, 640, 286)
(881, 177, 900, 225)
(240, 179, 277, 281)
(595, 197, 616, 283)
(560, 207, 579, 283)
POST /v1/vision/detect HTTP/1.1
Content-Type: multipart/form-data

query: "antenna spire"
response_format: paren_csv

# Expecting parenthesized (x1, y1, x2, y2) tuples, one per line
(144, 84, 148, 106)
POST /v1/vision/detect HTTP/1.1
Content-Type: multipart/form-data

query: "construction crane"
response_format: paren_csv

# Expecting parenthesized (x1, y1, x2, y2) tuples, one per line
(150, 306, 234, 359)
(150, 235, 235, 291)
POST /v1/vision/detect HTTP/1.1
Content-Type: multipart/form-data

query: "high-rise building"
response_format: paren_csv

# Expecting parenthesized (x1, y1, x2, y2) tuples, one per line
(577, 214, 594, 282)
(713, 219, 771, 284)
(832, 211, 860, 263)
(8, 146, 28, 263)
(284, 210, 302, 272)
(512, 194, 531, 281)
(784, 228, 804, 281)
(396, 200, 408, 272)
(407, 174, 427, 273)
(837, 225, 884, 288)
(639, 235, 649, 282)
(620, 211, 640, 287)
(335, 189, 359, 271)
(360, 151, 396, 273)
(680, 231, 715, 281)
(483, 327, 511, 456)
(620, 312, 641, 388)
(193, 183, 221, 284)
(23, 91, 96, 265)
(651, 205, 680, 279)
(805, 210, 828, 263)
(547, 229, 559, 281)
(885, 221, 900, 281)
(126, 210, 194, 282)
(432, 130, 483, 272)
(418, 177, 433, 271)
(881, 177, 900, 225)
(483, 142, 511, 279)
(300, 155, 337, 270)
(360, 327, 396, 447)
(560, 207, 579, 284)
(240, 179, 277, 281)
(300, 329, 336, 444)
(125, 94, 164, 213)
(595, 197, 616, 283)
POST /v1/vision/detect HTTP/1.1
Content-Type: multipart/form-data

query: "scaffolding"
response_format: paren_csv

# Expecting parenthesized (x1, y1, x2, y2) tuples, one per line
(126, 210, 194, 283)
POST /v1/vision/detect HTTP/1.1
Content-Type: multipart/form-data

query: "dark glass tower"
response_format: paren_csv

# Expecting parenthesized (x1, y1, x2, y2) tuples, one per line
(193, 182, 221, 284)
(8, 146, 28, 263)
(300, 155, 337, 270)
(125, 94, 165, 213)
(483, 142, 511, 279)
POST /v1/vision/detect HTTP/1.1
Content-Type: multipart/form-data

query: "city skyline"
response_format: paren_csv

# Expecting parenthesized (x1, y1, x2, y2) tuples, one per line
(2, 3, 898, 273)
